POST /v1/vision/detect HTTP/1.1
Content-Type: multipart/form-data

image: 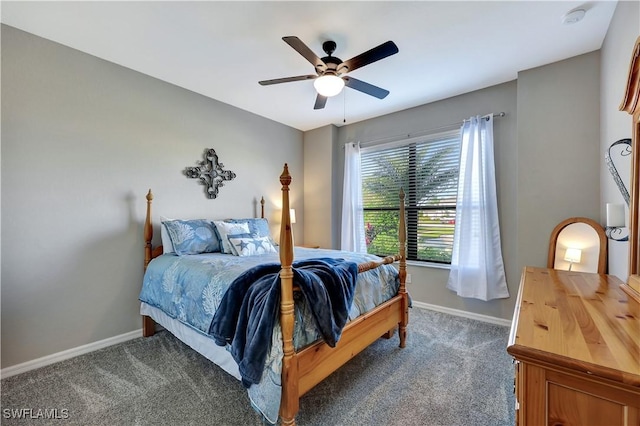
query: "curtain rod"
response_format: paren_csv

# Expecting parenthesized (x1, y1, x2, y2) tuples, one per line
(358, 112, 506, 148)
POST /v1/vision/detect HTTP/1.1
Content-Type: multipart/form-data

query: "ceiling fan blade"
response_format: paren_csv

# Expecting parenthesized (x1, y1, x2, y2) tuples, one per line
(339, 41, 398, 73)
(259, 75, 317, 86)
(343, 77, 390, 99)
(314, 94, 328, 110)
(282, 36, 327, 71)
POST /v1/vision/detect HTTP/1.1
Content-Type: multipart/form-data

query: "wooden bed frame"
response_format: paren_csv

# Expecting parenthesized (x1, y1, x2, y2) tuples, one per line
(142, 163, 409, 425)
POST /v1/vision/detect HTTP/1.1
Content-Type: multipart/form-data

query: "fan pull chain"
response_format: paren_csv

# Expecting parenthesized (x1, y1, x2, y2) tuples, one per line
(343, 90, 347, 124)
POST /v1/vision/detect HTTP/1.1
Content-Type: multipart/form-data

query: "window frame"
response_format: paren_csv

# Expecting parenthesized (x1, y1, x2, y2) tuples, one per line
(360, 129, 461, 265)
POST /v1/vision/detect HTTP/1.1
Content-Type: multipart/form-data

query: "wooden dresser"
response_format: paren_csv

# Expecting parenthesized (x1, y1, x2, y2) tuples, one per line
(507, 267, 640, 425)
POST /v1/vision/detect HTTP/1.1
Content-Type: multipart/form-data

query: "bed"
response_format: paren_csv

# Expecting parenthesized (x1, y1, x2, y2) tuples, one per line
(139, 163, 409, 425)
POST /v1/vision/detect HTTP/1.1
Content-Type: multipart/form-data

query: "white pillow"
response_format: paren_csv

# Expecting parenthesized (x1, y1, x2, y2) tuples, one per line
(160, 215, 174, 254)
(228, 236, 277, 257)
(213, 221, 250, 254)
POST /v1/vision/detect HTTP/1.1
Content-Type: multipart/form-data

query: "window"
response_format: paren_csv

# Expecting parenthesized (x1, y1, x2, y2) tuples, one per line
(361, 129, 461, 264)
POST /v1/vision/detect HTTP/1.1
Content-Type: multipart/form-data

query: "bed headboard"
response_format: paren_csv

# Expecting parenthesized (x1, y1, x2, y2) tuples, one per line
(143, 190, 266, 271)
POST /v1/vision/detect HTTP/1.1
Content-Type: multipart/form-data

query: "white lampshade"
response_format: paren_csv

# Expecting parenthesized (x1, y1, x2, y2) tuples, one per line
(564, 248, 582, 264)
(313, 75, 345, 97)
(289, 209, 296, 224)
(606, 203, 625, 227)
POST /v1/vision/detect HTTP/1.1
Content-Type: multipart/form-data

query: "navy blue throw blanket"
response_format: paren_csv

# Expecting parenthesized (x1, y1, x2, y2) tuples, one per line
(209, 258, 359, 388)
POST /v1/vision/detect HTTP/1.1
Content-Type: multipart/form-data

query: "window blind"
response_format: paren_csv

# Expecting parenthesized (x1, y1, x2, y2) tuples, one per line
(361, 129, 461, 263)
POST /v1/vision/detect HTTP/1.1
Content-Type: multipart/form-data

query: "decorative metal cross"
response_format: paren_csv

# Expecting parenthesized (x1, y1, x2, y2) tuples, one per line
(184, 148, 236, 199)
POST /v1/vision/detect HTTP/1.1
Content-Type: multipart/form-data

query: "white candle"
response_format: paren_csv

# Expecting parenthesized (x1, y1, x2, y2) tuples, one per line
(606, 203, 625, 227)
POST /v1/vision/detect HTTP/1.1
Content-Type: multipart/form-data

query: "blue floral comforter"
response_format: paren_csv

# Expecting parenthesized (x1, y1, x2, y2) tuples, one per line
(139, 247, 400, 424)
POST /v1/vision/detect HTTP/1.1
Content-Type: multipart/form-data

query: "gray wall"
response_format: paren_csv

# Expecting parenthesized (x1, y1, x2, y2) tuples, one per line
(303, 125, 335, 248)
(1, 25, 303, 368)
(516, 51, 601, 271)
(600, 1, 640, 281)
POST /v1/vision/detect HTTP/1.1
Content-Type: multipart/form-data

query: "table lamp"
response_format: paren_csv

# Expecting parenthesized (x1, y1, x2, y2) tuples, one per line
(564, 248, 582, 271)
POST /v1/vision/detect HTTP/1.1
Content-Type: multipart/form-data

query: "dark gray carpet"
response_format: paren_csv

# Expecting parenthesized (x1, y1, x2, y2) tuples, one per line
(1, 308, 515, 425)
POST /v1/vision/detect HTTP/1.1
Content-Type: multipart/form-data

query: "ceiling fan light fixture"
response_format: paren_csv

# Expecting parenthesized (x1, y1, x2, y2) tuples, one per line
(314, 75, 345, 97)
(259, 36, 398, 109)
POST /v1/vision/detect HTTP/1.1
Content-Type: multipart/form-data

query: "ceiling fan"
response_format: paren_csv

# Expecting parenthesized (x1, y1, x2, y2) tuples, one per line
(259, 36, 399, 110)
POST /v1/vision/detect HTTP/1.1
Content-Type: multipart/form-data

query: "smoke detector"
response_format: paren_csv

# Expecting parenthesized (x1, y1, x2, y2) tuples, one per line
(562, 8, 586, 25)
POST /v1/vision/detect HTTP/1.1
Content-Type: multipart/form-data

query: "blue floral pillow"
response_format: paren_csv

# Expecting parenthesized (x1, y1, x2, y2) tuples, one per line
(228, 236, 277, 257)
(226, 218, 271, 239)
(162, 219, 220, 255)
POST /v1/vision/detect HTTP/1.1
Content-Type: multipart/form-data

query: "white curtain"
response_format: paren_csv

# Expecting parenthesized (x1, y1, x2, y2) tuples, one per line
(447, 115, 509, 301)
(341, 142, 367, 253)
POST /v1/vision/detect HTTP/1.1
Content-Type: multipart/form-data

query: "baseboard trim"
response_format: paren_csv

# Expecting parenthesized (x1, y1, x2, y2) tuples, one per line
(413, 301, 512, 327)
(1, 329, 142, 379)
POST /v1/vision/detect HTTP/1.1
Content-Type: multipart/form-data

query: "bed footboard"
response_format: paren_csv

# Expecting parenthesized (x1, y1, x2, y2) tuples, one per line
(277, 165, 408, 425)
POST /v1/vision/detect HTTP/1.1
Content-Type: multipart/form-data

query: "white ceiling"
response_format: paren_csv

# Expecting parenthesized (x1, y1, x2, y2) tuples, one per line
(1, 1, 618, 131)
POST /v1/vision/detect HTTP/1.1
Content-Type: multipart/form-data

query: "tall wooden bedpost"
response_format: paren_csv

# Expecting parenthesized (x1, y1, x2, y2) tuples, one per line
(144, 189, 154, 271)
(278, 164, 298, 425)
(142, 189, 157, 337)
(398, 188, 408, 348)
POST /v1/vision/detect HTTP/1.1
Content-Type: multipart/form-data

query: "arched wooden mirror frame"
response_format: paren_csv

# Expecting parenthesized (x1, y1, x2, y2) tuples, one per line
(547, 217, 607, 274)
(620, 36, 640, 300)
